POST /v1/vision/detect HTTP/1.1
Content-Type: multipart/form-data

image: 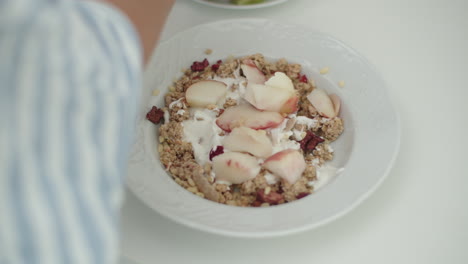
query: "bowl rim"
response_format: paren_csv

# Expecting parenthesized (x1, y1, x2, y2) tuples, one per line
(192, 0, 289, 10)
(127, 18, 401, 238)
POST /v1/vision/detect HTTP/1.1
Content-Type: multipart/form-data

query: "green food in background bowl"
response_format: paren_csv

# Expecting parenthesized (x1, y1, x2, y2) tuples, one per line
(231, 0, 265, 5)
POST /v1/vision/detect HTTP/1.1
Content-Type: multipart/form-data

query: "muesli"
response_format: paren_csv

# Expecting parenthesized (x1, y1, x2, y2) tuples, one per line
(147, 53, 344, 207)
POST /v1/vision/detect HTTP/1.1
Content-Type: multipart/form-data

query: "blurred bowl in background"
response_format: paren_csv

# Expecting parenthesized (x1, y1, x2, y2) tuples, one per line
(192, 0, 289, 10)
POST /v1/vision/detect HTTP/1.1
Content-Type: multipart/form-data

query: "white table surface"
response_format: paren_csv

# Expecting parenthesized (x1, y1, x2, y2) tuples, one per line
(120, 0, 468, 263)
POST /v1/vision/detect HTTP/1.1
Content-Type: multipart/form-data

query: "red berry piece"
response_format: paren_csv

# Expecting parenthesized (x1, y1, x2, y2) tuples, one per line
(299, 74, 308, 83)
(209, 145, 224, 161)
(191, 58, 210, 72)
(299, 130, 324, 152)
(256, 189, 283, 205)
(146, 106, 164, 124)
(296, 192, 310, 199)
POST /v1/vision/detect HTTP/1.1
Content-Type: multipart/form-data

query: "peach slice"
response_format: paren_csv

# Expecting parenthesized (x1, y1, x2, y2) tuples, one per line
(216, 104, 284, 132)
(244, 85, 299, 114)
(329, 93, 341, 116)
(222, 127, 273, 158)
(243, 83, 293, 112)
(306, 88, 336, 118)
(243, 73, 299, 114)
(192, 166, 219, 202)
(241, 59, 267, 84)
(186, 80, 227, 108)
(263, 149, 306, 184)
(265, 72, 295, 92)
(212, 152, 261, 184)
(279, 95, 299, 114)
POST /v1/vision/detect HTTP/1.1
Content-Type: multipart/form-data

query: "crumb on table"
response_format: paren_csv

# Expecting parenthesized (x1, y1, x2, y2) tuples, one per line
(320, 67, 330, 74)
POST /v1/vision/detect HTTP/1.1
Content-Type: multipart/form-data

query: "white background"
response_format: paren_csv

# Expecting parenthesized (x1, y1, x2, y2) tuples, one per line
(121, 0, 468, 263)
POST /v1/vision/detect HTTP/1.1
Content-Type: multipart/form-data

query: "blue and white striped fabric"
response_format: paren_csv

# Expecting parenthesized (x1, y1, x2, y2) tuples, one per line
(0, 0, 142, 263)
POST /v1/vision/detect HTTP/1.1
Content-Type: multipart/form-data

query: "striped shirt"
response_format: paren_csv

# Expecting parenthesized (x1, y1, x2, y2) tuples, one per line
(0, 0, 142, 263)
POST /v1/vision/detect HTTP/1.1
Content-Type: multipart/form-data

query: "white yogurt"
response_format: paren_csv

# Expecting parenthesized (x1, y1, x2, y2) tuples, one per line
(309, 165, 344, 191)
(291, 115, 319, 140)
(163, 109, 170, 124)
(182, 108, 223, 166)
(212, 65, 248, 105)
(264, 172, 279, 185)
(295, 115, 319, 129)
(270, 119, 300, 154)
(169, 98, 184, 109)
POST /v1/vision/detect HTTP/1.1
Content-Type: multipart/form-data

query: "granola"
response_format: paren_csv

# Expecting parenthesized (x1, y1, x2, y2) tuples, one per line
(149, 53, 344, 207)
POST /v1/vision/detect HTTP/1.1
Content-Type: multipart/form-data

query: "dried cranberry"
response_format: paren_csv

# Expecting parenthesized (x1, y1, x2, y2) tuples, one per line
(146, 106, 164, 124)
(251, 200, 262, 207)
(307, 136, 324, 151)
(299, 131, 313, 149)
(211, 64, 220, 71)
(191, 58, 209, 72)
(257, 189, 283, 204)
(216, 108, 225, 117)
(209, 145, 224, 161)
(296, 192, 310, 199)
(211, 60, 223, 71)
(299, 131, 324, 152)
(299, 74, 308, 83)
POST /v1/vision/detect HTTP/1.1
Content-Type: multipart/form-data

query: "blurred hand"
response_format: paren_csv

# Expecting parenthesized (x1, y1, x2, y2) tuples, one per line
(105, 0, 175, 64)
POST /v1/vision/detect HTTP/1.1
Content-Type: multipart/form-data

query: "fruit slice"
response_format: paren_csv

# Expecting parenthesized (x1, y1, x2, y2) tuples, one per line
(263, 149, 306, 184)
(243, 73, 299, 114)
(306, 88, 336, 118)
(222, 127, 273, 158)
(212, 152, 261, 184)
(243, 83, 287, 109)
(186, 80, 227, 107)
(192, 166, 219, 202)
(279, 95, 299, 114)
(241, 59, 266, 84)
(329, 93, 341, 116)
(244, 84, 299, 114)
(265, 72, 295, 92)
(216, 104, 284, 132)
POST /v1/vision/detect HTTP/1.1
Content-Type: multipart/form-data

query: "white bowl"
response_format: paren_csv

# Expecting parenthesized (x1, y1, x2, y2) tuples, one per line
(126, 18, 400, 238)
